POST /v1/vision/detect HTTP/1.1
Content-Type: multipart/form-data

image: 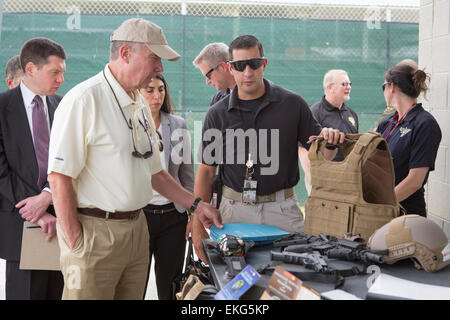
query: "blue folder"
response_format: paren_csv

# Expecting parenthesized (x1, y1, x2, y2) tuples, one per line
(210, 223, 290, 246)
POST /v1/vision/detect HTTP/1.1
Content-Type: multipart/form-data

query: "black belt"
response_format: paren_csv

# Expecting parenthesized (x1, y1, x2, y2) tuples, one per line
(144, 202, 177, 215)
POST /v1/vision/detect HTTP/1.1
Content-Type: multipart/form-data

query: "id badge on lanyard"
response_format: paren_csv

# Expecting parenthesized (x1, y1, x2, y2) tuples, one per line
(243, 153, 257, 205)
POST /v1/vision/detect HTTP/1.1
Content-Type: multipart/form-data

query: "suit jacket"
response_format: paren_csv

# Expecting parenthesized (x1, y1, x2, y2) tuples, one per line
(0, 85, 62, 261)
(160, 111, 194, 213)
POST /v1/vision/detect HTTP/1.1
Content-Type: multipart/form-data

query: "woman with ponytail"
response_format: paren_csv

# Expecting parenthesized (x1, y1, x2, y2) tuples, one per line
(376, 60, 441, 216)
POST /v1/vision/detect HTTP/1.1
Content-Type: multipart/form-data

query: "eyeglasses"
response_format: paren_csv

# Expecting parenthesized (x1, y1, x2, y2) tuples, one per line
(155, 130, 164, 152)
(132, 114, 164, 158)
(205, 64, 220, 80)
(340, 82, 352, 87)
(103, 69, 158, 159)
(131, 111, 154, 159)
(228, 58, 265, 72)
(382, 81, 391, 92)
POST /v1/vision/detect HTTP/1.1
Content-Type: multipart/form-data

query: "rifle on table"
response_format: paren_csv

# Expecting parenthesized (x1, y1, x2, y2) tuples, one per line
(276, 233, 388, 265)
(257, 255, 346, 288)
(263, 233, 387, 288)
(270, 250, 328, 273)
(273, 232, 319, 248)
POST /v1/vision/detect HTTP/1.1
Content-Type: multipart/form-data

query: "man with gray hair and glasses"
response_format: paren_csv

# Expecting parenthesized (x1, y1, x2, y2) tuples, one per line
(47, 18, 222, 300)
(5, 55, 24, 89)
(193, 42, 236, 106)
(299, 69, 358, 193)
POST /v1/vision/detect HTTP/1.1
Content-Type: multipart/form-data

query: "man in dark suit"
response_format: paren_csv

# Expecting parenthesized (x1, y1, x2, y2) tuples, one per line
(0, 38, 66, 300)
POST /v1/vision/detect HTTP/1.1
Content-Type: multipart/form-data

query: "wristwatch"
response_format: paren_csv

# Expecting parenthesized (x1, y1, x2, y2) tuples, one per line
(187, 197, 202, 217)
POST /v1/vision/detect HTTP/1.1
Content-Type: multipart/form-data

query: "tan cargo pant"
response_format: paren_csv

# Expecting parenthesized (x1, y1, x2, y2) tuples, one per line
(218, 192, 304, 233)
(56, 211, 149, 300)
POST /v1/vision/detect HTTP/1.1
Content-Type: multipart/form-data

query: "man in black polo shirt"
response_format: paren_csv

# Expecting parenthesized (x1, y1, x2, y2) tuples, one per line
(192, 35, 344, 262)
(311, 69, 358, 161)
(299, 69, 358, 193)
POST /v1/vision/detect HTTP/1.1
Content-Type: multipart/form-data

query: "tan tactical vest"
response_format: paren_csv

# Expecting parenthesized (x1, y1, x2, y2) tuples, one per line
(304, 132, 404, 242)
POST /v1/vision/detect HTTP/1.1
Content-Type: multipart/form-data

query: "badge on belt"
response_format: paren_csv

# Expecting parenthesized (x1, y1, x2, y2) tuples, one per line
(243, 153, 257, 205)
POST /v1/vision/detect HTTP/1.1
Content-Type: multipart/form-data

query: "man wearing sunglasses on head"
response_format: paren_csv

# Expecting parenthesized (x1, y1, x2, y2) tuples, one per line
(191, 35, 344, 263)
(193, 42, 236, 106)
(299, 69, 358, 193)
(46, 18, 222, 300)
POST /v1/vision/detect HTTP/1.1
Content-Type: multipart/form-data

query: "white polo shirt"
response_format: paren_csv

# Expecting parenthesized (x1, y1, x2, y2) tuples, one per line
(48, 64, 163, 212)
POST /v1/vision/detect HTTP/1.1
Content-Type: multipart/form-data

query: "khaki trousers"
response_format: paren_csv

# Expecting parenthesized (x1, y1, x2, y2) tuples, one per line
(218, 192, 304, 233)
(56, 211, 149, 300)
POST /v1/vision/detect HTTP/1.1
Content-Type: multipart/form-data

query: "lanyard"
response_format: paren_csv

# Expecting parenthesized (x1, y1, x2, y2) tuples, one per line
(382, 103, 416, 141)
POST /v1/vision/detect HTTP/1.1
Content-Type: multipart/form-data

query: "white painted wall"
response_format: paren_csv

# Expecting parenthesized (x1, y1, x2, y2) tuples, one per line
(419, 0, 450, 236)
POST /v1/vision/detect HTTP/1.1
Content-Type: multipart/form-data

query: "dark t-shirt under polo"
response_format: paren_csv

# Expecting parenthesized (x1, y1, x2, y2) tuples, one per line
(310, 95, 359, 161)
(199, 78, 321, 195)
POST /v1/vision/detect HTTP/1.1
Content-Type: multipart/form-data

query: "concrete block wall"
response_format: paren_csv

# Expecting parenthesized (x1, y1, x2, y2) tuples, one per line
(419, 0, 450, 237)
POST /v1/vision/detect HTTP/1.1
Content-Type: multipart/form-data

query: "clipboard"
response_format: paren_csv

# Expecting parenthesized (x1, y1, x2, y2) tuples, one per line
(19, 221, 61, 271)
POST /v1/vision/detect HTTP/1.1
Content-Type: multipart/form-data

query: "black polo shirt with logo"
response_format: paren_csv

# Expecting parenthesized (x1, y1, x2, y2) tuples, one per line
(376, 103, 442, 216)
(310, 95, 359, 161)
(210, 88, 231, 106)
(199, 78, 321, 195)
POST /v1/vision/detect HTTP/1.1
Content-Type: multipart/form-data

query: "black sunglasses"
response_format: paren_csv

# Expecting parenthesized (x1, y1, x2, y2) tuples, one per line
(131, 111, 154, 159)
(228, 58, 265, 72)
(103, 69, 155, 160)
(155, 130, 164, 152)
(340, 81, 352, 87)
(205, 64, 220, 80)
(132, 115, 164, 158)
(382, 81, 391, 93)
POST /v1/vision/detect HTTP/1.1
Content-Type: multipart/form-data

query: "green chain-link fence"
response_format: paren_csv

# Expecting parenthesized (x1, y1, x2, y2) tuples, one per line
(0, 0, 419, 204)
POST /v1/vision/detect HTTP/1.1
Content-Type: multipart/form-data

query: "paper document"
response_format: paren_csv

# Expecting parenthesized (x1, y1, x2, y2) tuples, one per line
(260, 265, 320, 300)
(19, 221, 61, 271)
(367, 273, 450, 300)
(321, 289, 362, 300)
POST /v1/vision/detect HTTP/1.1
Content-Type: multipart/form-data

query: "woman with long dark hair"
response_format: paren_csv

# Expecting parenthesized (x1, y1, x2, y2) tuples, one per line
(140, 73, 194, 299)
(377, 61, 441, 217)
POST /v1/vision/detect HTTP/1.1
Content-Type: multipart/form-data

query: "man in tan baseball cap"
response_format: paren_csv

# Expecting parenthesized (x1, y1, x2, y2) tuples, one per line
(47, 18, 222, 300)
(110, 18, 180, 62)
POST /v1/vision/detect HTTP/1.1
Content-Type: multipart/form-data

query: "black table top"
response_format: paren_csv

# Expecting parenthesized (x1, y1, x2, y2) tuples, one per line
(202, 239, 450, 300)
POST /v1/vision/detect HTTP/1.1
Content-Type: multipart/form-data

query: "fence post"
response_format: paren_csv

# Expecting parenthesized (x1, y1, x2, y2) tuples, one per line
(0, 0, 4, 42)
(385, 8, 391, 69)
